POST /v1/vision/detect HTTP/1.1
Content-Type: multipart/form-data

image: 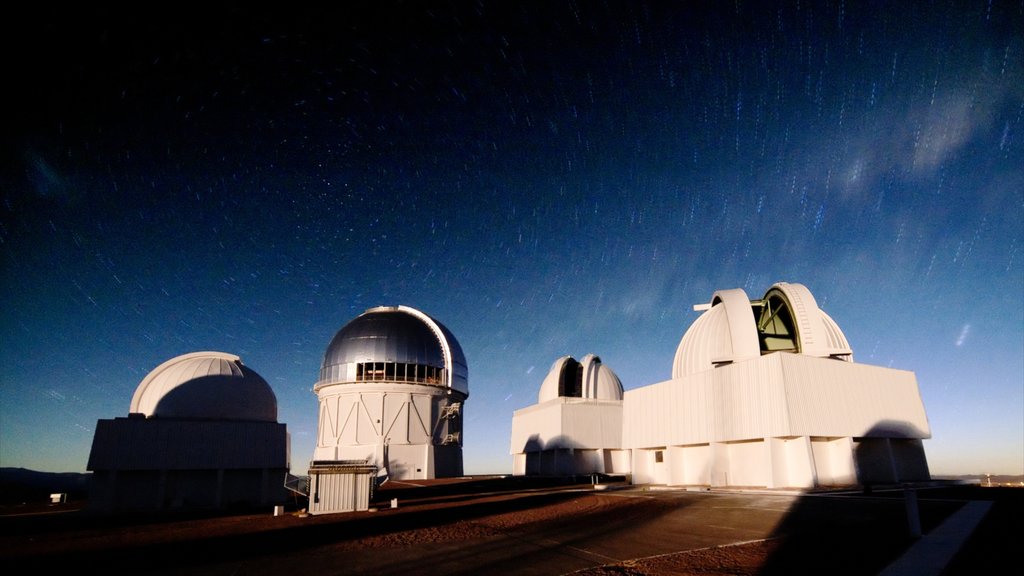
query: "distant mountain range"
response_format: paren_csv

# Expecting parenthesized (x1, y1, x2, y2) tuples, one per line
(932, 474, 1024, 486)
(1, 468, 1019, 506)
(0, 468, 91, 504)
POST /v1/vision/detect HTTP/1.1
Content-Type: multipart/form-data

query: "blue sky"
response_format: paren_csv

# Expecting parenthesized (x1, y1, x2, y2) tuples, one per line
(2, 2, 1021, 477)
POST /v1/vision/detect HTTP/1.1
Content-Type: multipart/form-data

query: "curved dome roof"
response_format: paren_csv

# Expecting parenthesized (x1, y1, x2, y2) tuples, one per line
(129, 351, 278, 422)
(580, 354, 624, 401)
(318, 305, 469, 396)
(673, 282, 853, 378)
(538, 354, 623, 403)
(538, 356, 573, 403)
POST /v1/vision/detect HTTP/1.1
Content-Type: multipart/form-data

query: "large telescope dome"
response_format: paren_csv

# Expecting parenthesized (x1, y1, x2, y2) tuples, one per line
(673, 282, 853, 378)
(317, 305, 469, 397)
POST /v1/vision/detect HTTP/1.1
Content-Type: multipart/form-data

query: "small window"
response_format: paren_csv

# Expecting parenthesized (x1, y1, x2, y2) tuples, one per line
(654, 450, 664, 463)
(354, 362, 445, 384)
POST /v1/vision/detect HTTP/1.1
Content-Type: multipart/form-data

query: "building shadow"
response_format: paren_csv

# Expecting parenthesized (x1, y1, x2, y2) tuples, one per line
(755, 421, 965, 575)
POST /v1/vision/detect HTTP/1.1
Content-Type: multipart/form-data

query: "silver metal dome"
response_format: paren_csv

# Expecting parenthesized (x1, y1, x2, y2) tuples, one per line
(317, 305, 469, 396)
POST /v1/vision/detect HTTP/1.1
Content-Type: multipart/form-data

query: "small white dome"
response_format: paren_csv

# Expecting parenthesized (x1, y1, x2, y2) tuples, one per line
(538, 356, 573, 403)
(580, 354, 623, 400)
(129, 351, 278, 422)
(538, 354, 623, 402)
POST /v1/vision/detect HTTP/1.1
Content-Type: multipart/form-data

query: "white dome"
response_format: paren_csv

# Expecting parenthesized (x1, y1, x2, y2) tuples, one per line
(673, 282, 853, 378)
(580, 354, 624, 400)
(538, 356, 572, 403)
(538, 354, 623, 402)
(129, 351, 278, 422)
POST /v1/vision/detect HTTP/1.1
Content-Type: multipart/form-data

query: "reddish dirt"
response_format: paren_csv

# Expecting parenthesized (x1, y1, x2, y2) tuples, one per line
(1, 479, 1018, 575)
(576, 541, 779, 576)
(0, 482, 775, 574)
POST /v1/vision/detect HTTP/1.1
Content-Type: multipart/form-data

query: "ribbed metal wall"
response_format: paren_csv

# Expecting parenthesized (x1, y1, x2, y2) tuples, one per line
(780, 354, 929, 438)
(308, 469, 373, 514)
(624, 352, 929, 450)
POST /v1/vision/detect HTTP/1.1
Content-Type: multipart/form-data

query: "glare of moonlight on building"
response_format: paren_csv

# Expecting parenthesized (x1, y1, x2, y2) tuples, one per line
(511, 282, 931, 488)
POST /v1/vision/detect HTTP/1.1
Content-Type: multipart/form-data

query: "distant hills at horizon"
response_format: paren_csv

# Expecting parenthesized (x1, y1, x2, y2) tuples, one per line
(0, 467, 91, 504)
(1, 468, 1021, 505)
(932, 473, 1024, 485)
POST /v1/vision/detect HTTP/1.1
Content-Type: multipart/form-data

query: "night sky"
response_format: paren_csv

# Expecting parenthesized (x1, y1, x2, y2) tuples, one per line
(2, 2, 1022, 477)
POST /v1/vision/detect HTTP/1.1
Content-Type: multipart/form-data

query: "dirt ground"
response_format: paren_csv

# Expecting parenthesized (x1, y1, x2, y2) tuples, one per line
(0, 477, 1017, 575)
(0, 492, 773, 575)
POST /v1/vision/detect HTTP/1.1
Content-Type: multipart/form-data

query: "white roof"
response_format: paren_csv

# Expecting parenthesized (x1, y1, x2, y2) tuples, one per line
(129, 351, 278, 422)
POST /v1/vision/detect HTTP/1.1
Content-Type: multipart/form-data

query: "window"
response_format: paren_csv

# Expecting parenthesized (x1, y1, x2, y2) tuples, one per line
(354, 362, 446, 385)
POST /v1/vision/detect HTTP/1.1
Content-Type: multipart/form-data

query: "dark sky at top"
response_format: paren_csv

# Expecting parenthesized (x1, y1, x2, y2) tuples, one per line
(2, 1, 1022, 475)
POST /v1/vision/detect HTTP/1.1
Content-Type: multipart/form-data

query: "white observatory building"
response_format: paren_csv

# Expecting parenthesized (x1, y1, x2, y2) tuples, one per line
(511, 282, 931, 489)
(312, 305, 468, 481)
(509, 354, 630, 476)
(87, 351, 291, 513)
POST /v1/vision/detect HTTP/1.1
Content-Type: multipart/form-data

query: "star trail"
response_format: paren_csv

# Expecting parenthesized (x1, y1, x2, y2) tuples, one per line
(2, 1, 1021, 476)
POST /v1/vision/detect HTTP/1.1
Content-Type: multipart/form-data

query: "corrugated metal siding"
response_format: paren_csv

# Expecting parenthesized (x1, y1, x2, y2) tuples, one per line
(309, 469, 373, 514)
(562, 401, 623, 449)
(626, 357, 787, 449)
(780, 354, 930, 438)
(622, 352, 927, 451)
(711, 354, 789, 441)
(623, 380, 672, 448)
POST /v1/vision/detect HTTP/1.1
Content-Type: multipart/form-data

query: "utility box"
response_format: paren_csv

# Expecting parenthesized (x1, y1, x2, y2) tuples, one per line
(307, 460, 377, 515)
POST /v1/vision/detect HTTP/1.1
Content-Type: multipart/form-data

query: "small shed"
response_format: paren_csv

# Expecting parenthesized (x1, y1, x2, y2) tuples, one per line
(307, 460, 377, 515)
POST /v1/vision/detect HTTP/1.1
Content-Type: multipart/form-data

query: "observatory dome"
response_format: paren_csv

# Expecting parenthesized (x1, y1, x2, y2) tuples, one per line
(538, 354, 623, 403)
(673, 282, 853, 378)
(129, 351, 278, 422)
(317, 305, 469, 396)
